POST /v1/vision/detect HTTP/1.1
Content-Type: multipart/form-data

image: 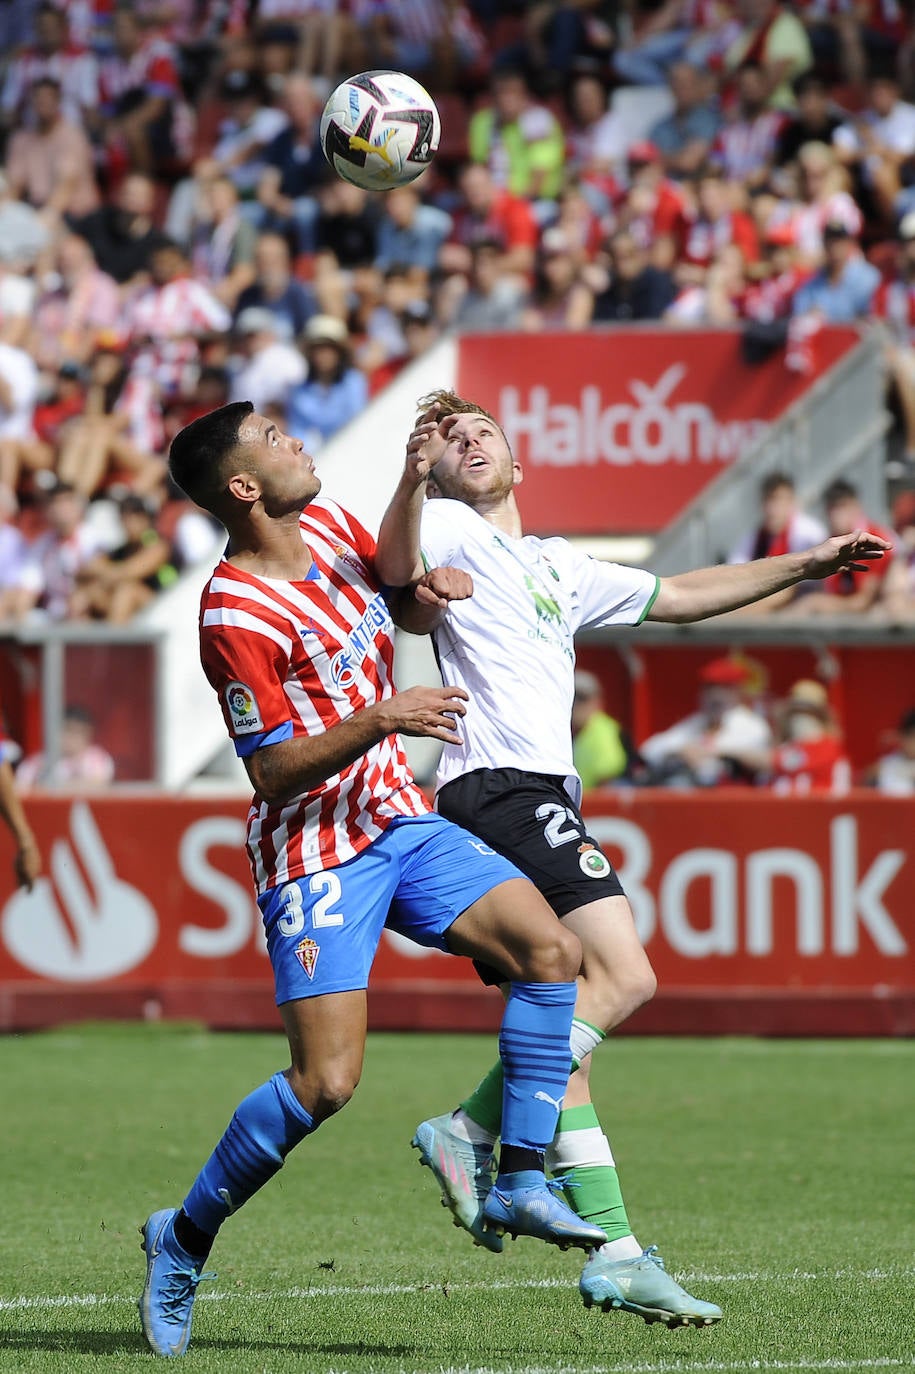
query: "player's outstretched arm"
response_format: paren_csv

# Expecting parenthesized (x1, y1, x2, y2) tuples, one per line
(647, 530, 892, 623)
(244, 685, 469, 806)
(0, 758, 40, 891)
(375, 410, 458, 588)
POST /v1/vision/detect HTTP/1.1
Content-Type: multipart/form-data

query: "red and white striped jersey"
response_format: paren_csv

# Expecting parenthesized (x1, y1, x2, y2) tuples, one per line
(712, 110, 787, 182)
(1, 43, 99, 125)
(200, 498, 430, 893)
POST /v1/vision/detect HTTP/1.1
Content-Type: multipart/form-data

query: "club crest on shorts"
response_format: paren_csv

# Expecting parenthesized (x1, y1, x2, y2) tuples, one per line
(294, 936, 320, 979)
(578, 843, 610, 878)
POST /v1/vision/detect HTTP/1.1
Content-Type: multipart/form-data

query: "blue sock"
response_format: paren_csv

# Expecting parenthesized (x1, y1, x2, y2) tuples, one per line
(498, 981, 576, 1153)
(182, 1072, 314, 1237)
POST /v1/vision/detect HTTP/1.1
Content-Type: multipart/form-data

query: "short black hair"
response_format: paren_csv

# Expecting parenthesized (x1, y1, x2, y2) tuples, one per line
(168, 401, 254, 512)
(761, 471, 794, 497)
(823, 478, 858, 508)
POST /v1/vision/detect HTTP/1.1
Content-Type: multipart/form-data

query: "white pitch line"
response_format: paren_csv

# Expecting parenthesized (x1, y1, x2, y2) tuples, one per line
(1, 1268, 912, 1314)
(429, 1363, 914, 1374)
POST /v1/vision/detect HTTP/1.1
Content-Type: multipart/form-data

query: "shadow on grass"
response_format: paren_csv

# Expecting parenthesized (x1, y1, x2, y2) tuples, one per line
(2, 1330, 424, 1359)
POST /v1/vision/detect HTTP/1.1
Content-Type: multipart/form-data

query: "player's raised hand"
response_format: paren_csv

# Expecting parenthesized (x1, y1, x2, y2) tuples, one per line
(384, 685, 469, 745)
(404, 409, 459, 484)
(414, 566, 473, 609)
(802, 530, 893, 580)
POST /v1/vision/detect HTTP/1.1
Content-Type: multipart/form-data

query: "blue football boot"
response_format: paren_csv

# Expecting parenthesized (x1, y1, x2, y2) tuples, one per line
(138, 1208, 215, 1357)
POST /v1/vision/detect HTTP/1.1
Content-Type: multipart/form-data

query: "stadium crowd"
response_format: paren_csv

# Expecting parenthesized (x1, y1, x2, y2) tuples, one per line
(0, 0, 913, 789)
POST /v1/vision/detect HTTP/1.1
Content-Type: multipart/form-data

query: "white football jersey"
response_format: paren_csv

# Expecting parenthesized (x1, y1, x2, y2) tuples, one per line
(421, 498, 659, 800)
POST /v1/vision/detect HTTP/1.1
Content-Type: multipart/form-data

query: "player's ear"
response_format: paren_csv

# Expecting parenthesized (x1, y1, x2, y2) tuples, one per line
(512, 456, 524, 487)
(226, 471, 261, 505)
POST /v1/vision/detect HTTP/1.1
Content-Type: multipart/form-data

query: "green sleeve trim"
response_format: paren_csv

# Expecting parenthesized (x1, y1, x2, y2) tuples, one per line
(637, 575, 661, 625)
(420, 549, 431, 573)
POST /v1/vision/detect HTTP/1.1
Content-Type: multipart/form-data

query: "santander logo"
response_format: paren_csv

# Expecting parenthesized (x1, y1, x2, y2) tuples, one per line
(2, 802, 158, 982)
(499, 365, 770, 468)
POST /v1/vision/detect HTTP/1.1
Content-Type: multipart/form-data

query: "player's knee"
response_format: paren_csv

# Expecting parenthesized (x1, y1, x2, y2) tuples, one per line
(524, 923, 582, 983)
(288, 1064, 361, 1124)
(607, 961, 657, 1024)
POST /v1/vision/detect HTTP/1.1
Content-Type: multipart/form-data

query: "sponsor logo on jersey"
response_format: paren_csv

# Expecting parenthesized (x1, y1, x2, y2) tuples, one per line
(333, 543, 367, 577)
(294, 935, 320, 979)
(578, 843, 611, 878)
(225, 681, 264, 734)
(329, 593, 393, 689)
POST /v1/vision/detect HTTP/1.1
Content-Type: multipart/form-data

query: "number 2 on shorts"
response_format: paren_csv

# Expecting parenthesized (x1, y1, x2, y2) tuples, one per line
(277, 873, 344, 935)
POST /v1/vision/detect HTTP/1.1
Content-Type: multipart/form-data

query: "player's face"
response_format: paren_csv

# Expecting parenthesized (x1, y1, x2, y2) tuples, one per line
(427, 413, 521, 511)
(236, 413, 321, 515)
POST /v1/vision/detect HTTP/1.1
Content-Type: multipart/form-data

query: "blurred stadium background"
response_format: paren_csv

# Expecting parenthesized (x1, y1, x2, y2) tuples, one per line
(0, 0, 912, 1038)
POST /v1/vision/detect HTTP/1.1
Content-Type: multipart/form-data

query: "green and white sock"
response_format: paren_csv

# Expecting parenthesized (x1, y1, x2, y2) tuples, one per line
(569, 1017, 605, 1071)
(458, 1061, 503, 1142)
(547, 1103, 642, 1260)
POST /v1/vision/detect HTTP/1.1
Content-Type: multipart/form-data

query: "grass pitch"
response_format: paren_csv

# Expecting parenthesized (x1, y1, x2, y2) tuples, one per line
(0, 1025, 912, 1373)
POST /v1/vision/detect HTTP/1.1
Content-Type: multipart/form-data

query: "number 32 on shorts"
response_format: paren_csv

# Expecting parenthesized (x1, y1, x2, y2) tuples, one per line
(276, 874, 344, 936)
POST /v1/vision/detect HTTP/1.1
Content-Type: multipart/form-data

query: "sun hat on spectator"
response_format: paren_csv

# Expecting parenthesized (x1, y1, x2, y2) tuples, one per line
(627, 141, 661, 166)
(898, 211, 915, 241)
(236, 307, 280, 336)
(782, 679, 833, 723)
(699, 656, 751, 687)
(303, 314, 350, 350)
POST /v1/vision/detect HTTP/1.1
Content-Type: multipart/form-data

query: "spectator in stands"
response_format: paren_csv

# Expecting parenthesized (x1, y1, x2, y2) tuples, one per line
(730, 678, 851, 794)
(442, 162, 539, 280)
(786, 478, 895, 615)
(468, 67, 566, 202)
(235, 230, 317, 340)
(0, 173, 50, 279)
(124, 238, 232, 405)
(613, 0, 739, 85)
(210, 69, 288, 196)
(712, 62, 787, 189)
(666, 241, 750, 323)
(591, 229, 677, 321)
(639, 655, 772, 788)
(878, 505, 915, 620)
(0, 341, 40, 488)
(616, 140, 691, 272)
(375, 184, 453, 277)
(189, 173, 258, 311)
(17, 704, 115, 789)
(70, 493, 178, 623)
(4, 78, 99, 224)
(649, 61, 721, 184)
(0, 358, 84, 502)
(722, 0, 813, 112)
(564, 68, 629, 207)
(255, 73, 326, 253)
(740, 221, 811, 334)
(520, 227, 595, 330)
(729, 471, 827, 568)
(0, 3, 98, 133)
(572, 669, 629, 790)
(799, 0, 906, 90)
(521, 1, 617, 85)
(53, 345, 165, 500)
(71, 172, 167, 287)
(285, 313, 367, 452)
(834, 73, 915, 224)
(774, 73, 845, 169)
(870, 707, 915, 793)
(13, 481, 107, 622)
(229, 306, 307, 414)
(872, 211, 915, 468)
(789, 218, 880, 346)
(99, 6, 191, 179)
(314, 178, 379, 273)
(0, 486, 33, 620)
(547, 180, 604, 265)
(441, 238, 527, 331)
(352, 0, 485, 89)
(679, 167, 761, 284)
(31, 233, 121, 371)
(790, 139, 863, 266)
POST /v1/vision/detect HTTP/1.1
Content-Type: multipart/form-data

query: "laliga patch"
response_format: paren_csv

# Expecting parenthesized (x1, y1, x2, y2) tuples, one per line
(578, 843, 611, 878)
(225, 681, 263, 735)
(294, 936, 320, 979)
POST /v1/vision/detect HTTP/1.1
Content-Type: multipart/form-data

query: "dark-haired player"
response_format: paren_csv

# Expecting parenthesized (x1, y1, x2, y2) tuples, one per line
(137, 401, 609, 1357)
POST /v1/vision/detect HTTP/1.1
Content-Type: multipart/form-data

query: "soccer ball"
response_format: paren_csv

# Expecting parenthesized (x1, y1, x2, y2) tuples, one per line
(320, 70, 441, 192)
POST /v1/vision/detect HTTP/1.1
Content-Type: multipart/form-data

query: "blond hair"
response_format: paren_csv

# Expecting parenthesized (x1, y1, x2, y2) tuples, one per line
(415, 389, 499, 427)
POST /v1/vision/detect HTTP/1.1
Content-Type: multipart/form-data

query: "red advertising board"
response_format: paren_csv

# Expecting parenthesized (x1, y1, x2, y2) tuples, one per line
(455, 327, 860, 534)
(0, 793, 911, 1036)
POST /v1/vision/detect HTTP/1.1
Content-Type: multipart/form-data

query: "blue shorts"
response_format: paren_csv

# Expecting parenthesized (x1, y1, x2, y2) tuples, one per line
(258, 812, 522, 1005)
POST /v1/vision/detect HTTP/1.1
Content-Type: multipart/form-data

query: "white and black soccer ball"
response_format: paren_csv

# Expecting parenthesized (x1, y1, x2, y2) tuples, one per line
(320, 70, 441, 192)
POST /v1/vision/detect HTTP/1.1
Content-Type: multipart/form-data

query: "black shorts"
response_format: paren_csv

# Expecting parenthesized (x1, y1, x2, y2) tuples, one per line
(436, 768, 625, 987)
